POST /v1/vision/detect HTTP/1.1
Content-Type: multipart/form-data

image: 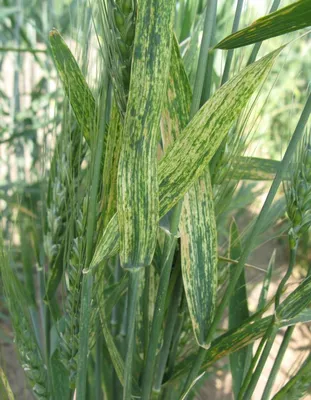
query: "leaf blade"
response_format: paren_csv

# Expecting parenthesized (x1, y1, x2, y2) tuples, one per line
(216, 0, 311, 50)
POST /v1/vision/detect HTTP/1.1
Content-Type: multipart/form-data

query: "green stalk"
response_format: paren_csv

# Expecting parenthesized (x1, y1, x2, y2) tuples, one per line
(76, 88, 109, 399)
(123, 270, 142, 400)
(142, 265, 151, 358)
(190, 0, 218, 117)
(247, 0, 281, 66)
(242, 240, 298, 399)
(141, 203, 183, 399)
(182, 92, 311, 398)
(242, 324, 279, 400)
(220, 0, 244, 86)
(154, 273, 183, 391)
(261, 325, 295, 400)
(237, 329, 271, 400)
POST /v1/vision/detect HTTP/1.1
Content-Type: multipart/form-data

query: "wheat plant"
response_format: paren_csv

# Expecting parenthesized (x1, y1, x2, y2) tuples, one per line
(2, 0, 311, 399)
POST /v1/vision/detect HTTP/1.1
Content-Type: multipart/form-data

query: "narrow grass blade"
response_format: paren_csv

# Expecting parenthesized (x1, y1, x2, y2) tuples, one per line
(216, 0, 311, 50)
(89, 47, 282, 270)
(0, 367, 14, 400)
(273, 353, 311, 400)
(0, 240, 48, 399)
(180, 174, 217, 347)
(257, 250, 275, 311)
(117, 0, 175, 268)
(49, 29, 97, 144)
(228, 220, 251, 398)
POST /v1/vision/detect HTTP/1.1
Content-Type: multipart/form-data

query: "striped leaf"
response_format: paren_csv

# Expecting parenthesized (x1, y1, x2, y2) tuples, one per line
(180, 174, 217, 347)
(117, 0, 175, 268)
(216, 0, 311, 50)
(89, 46, 282, 270)
(162, 37, 218, 349)
(157, 47, 282, 218)
(101, 104, 123, 229)
(276, 273, 311, 320)
(49, 29, 96, 144)
(228, 220, 251, 398)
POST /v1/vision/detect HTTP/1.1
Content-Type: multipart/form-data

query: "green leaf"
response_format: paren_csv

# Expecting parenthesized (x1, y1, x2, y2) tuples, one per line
(216, 0, 311, 50)
(257, 250, 275, 311)
(228, 220, 251, 398)
(117, 0, 175, 268)
(180, 174, 217, 347)
(273, 353, 311, 400)
(89, 46, 282, 270)
(49, 29, 97, 144)
(276, 273, 311, 320)
(101, 104, 123, 229)
(50, 350, 70, 400)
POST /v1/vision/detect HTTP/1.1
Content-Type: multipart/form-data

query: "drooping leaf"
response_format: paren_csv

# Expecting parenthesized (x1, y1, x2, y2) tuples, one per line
(89, 46, 282, 270)
(117, 0, 175, 268)
(49, 29, 97, 144)
(180, 174, 217, 347)
(228, 220, 251, 398)
(216, 0, 311, 50)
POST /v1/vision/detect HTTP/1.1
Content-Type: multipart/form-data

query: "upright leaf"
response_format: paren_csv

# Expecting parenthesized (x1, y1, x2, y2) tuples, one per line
(216, 0, 311, 49)
(117, 0, 175, 268)
(90, 47, 282, 270)
(49, 29, 97, 144)
(257, 250, 275, 311)
(228, 220, 251, 398)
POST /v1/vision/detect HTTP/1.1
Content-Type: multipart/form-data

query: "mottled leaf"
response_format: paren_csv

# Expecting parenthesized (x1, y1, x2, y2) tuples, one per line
(117, 0, 175, 268)
(216, 0, 311, 50)
(89, 47, 282, 270)
(49, 29, 96, 144)
(181, 175, 217, 347)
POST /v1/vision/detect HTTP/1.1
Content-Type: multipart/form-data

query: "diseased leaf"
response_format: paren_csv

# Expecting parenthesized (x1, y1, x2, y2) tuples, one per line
(89, 46, 282, 270)
(276, 273, 311, 320)
(216, 0, 311, 50)
(49, 29, 96, 144)
(228, 220, 251, 398)
(117, 0, 175, 268)
(180, 174, 217, 348)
